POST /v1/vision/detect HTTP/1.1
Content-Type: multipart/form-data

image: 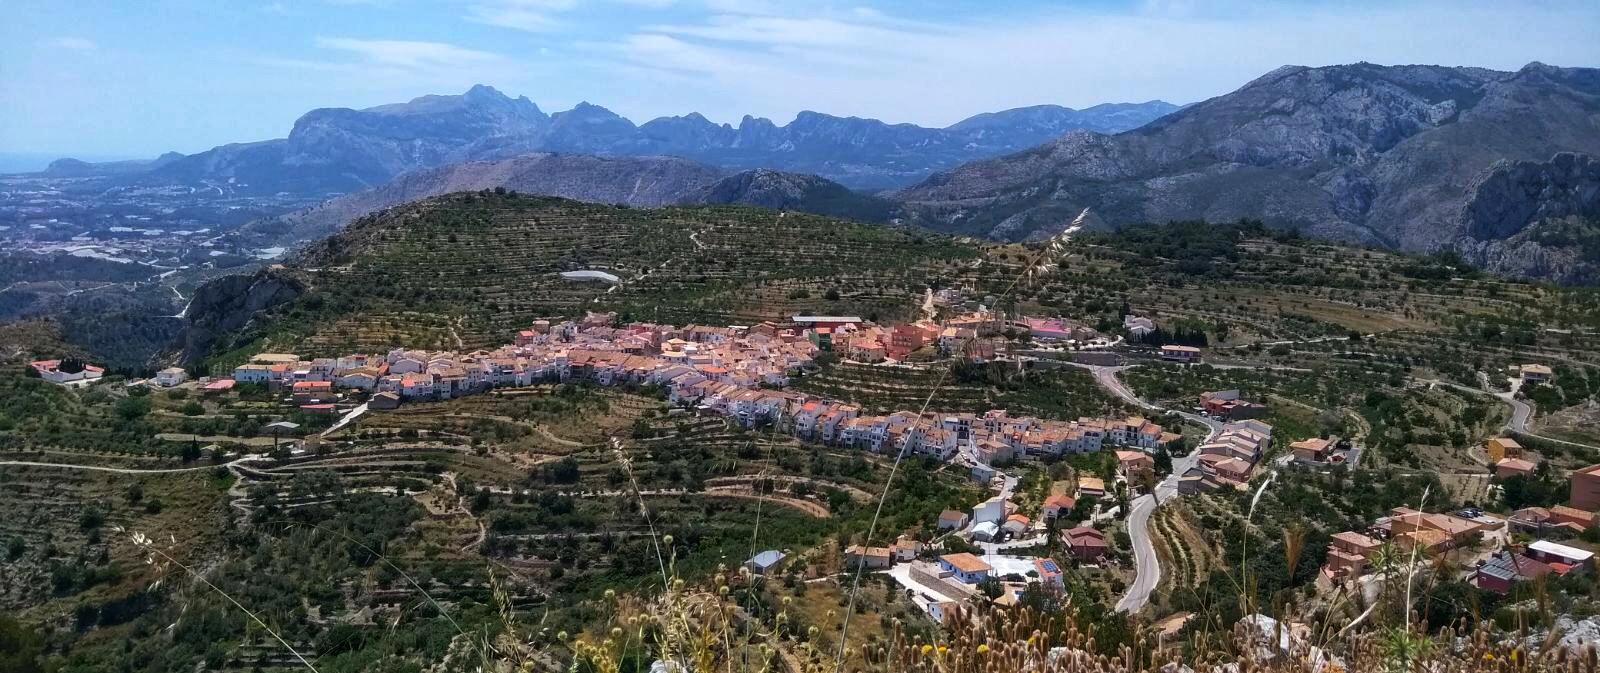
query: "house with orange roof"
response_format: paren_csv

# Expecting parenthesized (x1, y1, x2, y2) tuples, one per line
(1549, 505, 1596, 533)
(890, 535, 924, 562)
(1002, 514, 1032, 537)
(1116, 450, 1156, 483)
(30, 359, 106, 385)
(822, 405, 860, 438)
(1063, 527, 1110, 562)
(1200, 389, 1267, 420)
(1323, 531, 1383, 579)
(973, 435, 1015, 465)
(1518, 363, 1554, 383)
(1197, 454, 1253, 483)
(1077, 476, 1106, 499)
(1386, 507, 1494, 552)
(398, 373, 436, 399)
(289, 380, 332, 401)
(887, 323, 927, 360)
(1571, 464, 1600, 512)
(938, 553, 993, 583)
(1485, 437, 1523, 463)
(1290, 437, 1335, 463)
(1395, 528, 1452, 556)
(938, 510, 970, 530)
(1496, 457, 1538, 479)
(845, 545, 893, 570)
(1042, 494, 1076, 521)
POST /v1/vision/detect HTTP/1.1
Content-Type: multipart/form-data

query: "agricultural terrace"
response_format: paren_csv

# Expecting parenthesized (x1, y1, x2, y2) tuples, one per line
(217, 193, 977, 359)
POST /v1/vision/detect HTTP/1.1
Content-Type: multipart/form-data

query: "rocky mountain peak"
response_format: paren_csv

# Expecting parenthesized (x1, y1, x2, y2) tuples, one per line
(463, 83, 508, 100)
(117, 87, 1179, 194)
(895, 61, 1600, 284)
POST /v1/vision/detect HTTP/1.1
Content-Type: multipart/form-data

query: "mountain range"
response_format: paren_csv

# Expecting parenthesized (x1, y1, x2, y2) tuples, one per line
(50, 86, 1177, 193)
(23, 62, 1600, 285)
(891, 62, 1600, 282)
(230, 154, 891, 248)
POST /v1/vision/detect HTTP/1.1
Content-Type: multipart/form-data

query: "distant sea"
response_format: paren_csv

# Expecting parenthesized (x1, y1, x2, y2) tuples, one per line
(0, 152, 142, 174)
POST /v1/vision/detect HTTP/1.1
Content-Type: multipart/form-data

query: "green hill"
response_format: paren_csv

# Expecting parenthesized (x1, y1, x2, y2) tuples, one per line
(193, 191, 977, 365)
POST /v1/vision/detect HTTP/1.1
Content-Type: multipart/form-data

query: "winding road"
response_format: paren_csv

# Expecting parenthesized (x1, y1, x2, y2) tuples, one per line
(1115, 428, 1211, 612)
(1425, 377, 1597, 451)
(1068, 362, 1220, 613)
(1087, 360, 1596, 613)
(0, 455, 262, 474)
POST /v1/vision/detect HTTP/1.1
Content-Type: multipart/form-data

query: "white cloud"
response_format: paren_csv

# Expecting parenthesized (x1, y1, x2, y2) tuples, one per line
(647, 14, 915, 49)
(613, 33, 757, 77)
(585, 1, 1600, 128)
(315, 37, 504, 69)
(464, 0, 579, 32)
(465, 0, 674, 32)
(255, 37, 518, 96)
(43, 36, 98, 51)
(466, 6, 560, 31)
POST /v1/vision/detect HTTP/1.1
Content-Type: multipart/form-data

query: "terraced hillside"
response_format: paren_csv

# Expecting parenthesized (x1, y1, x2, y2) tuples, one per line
(793, 361, 1130, 420)
(12, 206, 1600, 672)
(965, 222, 1600, 362)
(197, 192, 977, 366)
(13, 380, 982, 671)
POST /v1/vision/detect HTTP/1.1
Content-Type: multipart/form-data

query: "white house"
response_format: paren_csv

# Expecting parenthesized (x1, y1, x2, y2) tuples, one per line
(30, 360, 105, 385)
(938, 553, 992, 584)
(971, 521, 1001, 542)
(1124, 315, 1156, 339)
(745, 550, 786, 575)
(1002, 514, 1031, 538)
(155, 367, 188, 387)
(1160, 345, 1202, 362)
(337, 369, 380, 391)
(937, 510, 969, 530)
(928, 600, 964, 625)
(972, 496, 1007, 525)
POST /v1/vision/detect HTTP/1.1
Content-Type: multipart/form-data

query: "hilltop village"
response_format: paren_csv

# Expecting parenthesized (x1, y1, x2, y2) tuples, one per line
(205, 311, 1218, 622)
(222, 311, 1180, 465)
(25, 301, 1597, 632)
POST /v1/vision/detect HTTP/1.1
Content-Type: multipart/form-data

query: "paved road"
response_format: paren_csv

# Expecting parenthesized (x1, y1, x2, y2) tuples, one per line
(1116, 438, 1206, 613)
(0, 456, 261, 474)
(1090, 358, 1593, 613)
(1494, 379, 1535, 434)
(1071, 364, 1159, 411)
(323, 402, 369, 437)
(1425, 377, 1597, 451)
(1066, 362, 1221, 613)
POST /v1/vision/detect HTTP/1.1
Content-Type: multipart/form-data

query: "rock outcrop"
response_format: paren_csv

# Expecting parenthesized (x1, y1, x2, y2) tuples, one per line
(1462, 152, 1600, 241)
(104, 86, 1176, 193)
(179, 268, 304, 366)
(892, 62, 1600, 281)
(681, 169, 893, 222)
(228, 157, 892, 250)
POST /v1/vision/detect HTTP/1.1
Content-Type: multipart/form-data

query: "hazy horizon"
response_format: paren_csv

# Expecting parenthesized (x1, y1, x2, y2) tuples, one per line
(4, 0, 1598, 159)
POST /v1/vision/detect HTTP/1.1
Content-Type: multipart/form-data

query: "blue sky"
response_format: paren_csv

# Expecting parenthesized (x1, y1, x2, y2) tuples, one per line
(3, 0, 1598, 159)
